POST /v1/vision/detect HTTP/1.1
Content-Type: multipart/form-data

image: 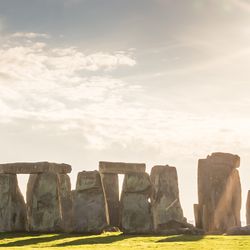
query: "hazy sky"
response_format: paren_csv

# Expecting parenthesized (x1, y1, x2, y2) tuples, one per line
(1, 0, 250, 221)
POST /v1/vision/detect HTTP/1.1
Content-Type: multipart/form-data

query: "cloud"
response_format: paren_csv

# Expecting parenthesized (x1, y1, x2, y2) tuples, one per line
(0, 32, 139, 147)
(0, 41, 136, 86)
(0, 31, 249, 156)
(11, 32, 50, 39)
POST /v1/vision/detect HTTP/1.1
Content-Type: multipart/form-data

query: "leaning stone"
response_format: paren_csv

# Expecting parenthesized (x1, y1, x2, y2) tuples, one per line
(0, 162, 71, 174)
(26, 172, 62, 232)
(72, 171, 109, 233)
(100, 173, 120, 227)
(150, 165, 185, 232)
(99, 161, 146, 174)
(0, 174, 27, 232)
(120, 173, 153, 234)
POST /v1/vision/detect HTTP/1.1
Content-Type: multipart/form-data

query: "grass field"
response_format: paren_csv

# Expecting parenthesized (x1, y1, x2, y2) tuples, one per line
(0, 232, 250, 250)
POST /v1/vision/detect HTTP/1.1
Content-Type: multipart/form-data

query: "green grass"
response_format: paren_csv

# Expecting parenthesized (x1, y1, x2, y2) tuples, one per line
(0, 232, 250, 250)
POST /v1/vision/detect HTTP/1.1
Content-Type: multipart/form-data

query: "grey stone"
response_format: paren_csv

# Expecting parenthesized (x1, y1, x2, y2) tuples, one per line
(0, 174, 27, 232)
(122, 172, 151, 193)
(72, 171, 109, 233)
(195, 152, 242, 233)
(0, 162, 71, 174)
(150, 165, 185, 232)
(101, 173, 120, 227)
(59, 174, 72, 232)
(99, 161, 145, 174)
(120, 173, 153, 234)
(26, 172, 62, 232)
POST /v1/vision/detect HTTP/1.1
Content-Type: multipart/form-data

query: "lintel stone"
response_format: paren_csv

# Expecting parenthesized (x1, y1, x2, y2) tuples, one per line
(99, 161, 146, 174)
(0, 162, 71, 174)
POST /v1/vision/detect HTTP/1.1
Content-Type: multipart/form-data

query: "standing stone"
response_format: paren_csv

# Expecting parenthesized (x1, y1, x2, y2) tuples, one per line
(195, 152, 241, 233)
(59, 174, 72, 232)
(120, 172, 153, 234)
(0, 174, 27, 232)
(150, 165, 185, 232)
(101, 173, 119, 227)
(72, 171, 109, 233)
(246, 190, 250, 225)
(26, 172, 62, 232)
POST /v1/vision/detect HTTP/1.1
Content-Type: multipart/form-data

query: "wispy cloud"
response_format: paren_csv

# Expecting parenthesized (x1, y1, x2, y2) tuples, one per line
(0, 32, 140, 148)
(11, 32, 50, 39)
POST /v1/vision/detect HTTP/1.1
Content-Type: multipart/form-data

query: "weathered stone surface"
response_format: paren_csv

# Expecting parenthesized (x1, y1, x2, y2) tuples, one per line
(0, 174, 27, 232)
(122, 172, 151, 193)
(0, 162, 71, 174)
(59, 174, 72, 232)
(150, 165, 185, 232)
(26, 172, 62, 232)
(101, 173, 120, 227)
(99, 161, 145, 174)
(72, 171, 109, 233)
(120, 173, 153, 234)
(208, 152, 240, 168)
(195, 152, 242, 233)
(246, 190, 250, 225)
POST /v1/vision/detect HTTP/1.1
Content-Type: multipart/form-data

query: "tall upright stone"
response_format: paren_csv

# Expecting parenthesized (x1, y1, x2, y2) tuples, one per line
(58, 174, 72, 232)
(26, 172, 62, 232)
(150, 165, 185, 232)
(0, 174, 27, 232)
(194, 152, 241, 233)
(100, 173, 119, 227)
(120, 172, 153, 234)
(246, 190, 250, 225)
(72, 171, 109, 233)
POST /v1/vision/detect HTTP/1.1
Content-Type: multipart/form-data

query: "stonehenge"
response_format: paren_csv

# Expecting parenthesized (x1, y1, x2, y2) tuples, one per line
(194, 153, 242, 233)
(0, 152, 248, 235)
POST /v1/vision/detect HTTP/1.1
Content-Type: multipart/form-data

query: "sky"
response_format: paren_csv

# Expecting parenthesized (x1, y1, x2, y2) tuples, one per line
(1, 0, 250, 222)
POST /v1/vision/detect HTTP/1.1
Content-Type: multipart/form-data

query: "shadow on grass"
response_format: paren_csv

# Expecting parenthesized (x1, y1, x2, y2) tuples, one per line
(157, 235, 204, 243)
(55, 234, 136, 246)
(0, 232, 43, 240)
(0, 234, 75, 247)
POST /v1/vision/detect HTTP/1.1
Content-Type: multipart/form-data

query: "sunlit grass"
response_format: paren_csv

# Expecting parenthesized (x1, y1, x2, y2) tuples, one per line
(0, 232, 250, 249)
